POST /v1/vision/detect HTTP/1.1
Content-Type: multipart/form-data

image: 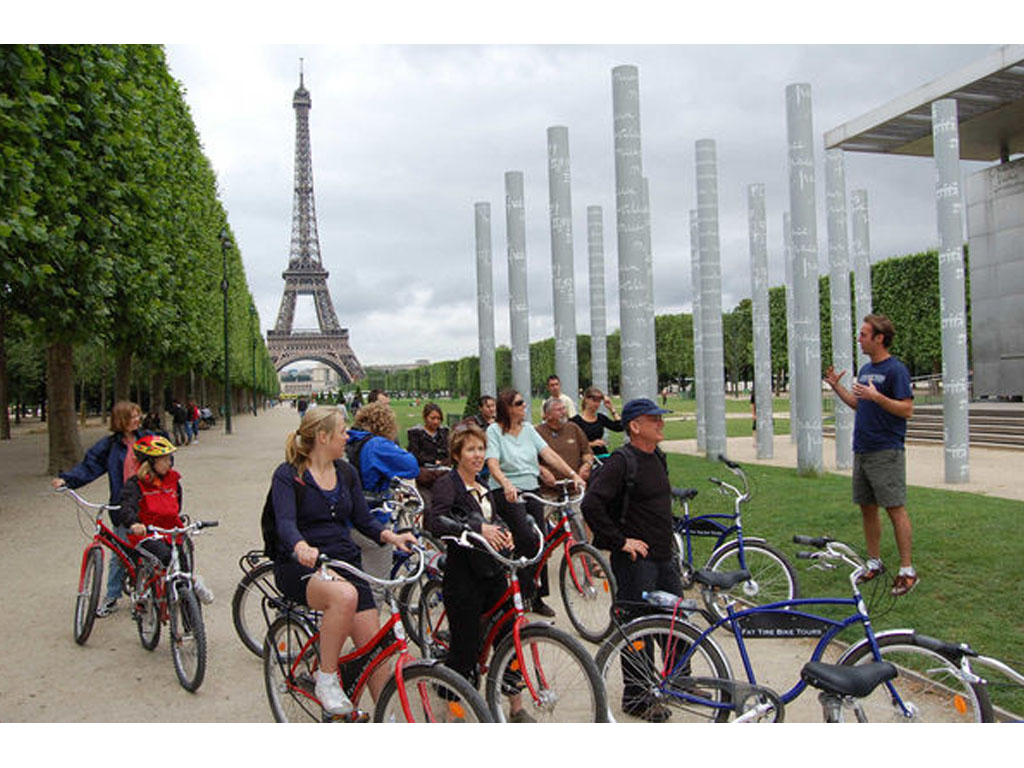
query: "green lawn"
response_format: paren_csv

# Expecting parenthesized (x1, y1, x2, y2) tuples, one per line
(662, 452, 1024, 717)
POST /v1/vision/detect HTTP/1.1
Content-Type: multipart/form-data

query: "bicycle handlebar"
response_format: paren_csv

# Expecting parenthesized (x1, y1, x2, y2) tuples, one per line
(144, 520, 219, 536)
(518, 488, 584, 508)
(441, 519, 545, 570)
(54, 485, 120, 513)
(313, 545, 427, 589)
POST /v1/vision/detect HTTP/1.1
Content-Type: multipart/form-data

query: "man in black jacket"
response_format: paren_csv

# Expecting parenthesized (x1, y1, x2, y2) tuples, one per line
(581, 397, 679, 721)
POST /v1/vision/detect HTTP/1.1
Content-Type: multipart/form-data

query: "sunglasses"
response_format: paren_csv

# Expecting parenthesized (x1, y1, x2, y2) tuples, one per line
(513, 399, 526, 407)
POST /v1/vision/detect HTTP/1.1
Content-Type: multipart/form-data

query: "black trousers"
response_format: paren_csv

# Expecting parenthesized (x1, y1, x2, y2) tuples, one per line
(609, 552, 686, 708)
(489, 490, 549, 603)
(441, 550, 510, 687)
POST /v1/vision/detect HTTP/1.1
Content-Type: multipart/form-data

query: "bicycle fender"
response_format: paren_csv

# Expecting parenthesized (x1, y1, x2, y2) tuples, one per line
(836, 628, 917, 664)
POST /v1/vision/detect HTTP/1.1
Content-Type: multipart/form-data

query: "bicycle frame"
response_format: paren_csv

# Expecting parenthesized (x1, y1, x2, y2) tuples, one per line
(674, 470, 758, 575)
(521, 486, 596, 598)
(636, 542, 917, 721)
(63, 488, 139, 599)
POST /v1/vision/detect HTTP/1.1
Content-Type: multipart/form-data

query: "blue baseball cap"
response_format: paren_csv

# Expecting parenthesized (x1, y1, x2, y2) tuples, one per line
(620, 398, 671, 427)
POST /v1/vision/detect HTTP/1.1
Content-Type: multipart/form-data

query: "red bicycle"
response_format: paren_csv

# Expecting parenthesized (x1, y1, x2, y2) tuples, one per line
(521, 481, 616, 642)
(132, 519, 218, 692)
(58, 486, 139, 645)
(262, 546, 491, 722)
(419, 518, 609, 722)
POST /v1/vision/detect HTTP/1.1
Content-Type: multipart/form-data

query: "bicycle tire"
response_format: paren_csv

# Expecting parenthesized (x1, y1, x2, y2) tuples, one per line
(73, 547, 103, 645)
(558, 543, 616, 643)
(595, 614, 734, 723)
(134, 564, 161, 651)
(169, 585, 207, 692)
(263, 613, 322, 722)
(485, 623, 608, 722)
(373, 661, 493, 722)
(417, 579, 449, 660)
(232, 560, 280, 657)
(705, 540, 799, 619)
(839, 631, 994, 723)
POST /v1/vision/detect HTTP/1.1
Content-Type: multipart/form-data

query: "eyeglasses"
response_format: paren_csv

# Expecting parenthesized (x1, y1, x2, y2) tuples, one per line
(513, 399, 526, 407)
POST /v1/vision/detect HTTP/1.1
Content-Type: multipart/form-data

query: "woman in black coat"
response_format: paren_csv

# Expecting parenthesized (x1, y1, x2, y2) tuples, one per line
(425, 423, 535, 722)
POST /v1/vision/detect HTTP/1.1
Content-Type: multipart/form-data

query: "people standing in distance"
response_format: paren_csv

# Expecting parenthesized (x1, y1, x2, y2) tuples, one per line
(824, 314, 917, 597)
(406, 402, 451, 502)
(571, 386, 623, 456)
(536, 397, 594, 494)
(546, 374, 577, 418)
(473, 395, 497, 429)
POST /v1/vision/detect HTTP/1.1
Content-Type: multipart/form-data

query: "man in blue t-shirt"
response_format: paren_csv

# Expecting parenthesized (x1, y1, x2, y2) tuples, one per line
(824, 314, 918, 597)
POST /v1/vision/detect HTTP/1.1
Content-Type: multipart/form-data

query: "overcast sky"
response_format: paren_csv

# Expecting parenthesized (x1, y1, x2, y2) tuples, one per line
(8, 5, 1002, 369)
(160, 42, 1002, 368)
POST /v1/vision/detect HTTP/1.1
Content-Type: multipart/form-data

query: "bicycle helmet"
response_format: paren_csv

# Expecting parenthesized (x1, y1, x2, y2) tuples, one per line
(133, 434, 177, 463)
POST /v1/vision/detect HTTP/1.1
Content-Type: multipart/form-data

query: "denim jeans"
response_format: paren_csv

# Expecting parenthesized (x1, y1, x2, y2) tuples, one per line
(105, 524, 129, 600)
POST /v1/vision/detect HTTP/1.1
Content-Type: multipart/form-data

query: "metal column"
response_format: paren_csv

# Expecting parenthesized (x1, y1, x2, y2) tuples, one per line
(748, 183, 774, 458)
(587, 206, 609, 398)
(784, 212, 796, 443)
(612, 65, 657, 404)
(696, 139, 726, 459)
(785, 83, 823, 475)
(931, 99, 970, 483)
(475, 202, 496, 399)
(690, 209, 705, 452)
(825, 149, 854, 469)
(850, 188, 873, 371)
(547, 126, 579, 405)
(505, 171, 532, 419)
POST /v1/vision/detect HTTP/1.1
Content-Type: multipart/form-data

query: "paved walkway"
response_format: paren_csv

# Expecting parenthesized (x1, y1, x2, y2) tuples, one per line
(662, 434, 1024, 502)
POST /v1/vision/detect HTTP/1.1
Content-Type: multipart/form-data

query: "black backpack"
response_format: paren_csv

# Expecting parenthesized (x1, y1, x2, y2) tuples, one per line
(344, 432, 372, 480)
(591, 442, 668, 525)
(260, 460, 355, 559)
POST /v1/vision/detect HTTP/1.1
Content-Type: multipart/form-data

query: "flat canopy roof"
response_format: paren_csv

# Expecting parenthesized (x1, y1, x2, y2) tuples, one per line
(825, 45, 1024, 161)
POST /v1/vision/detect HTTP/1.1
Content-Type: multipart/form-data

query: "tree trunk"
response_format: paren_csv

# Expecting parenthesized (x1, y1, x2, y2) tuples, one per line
(0, 306, 9, 440)
(46, 341, 82, 475)
(114, 350, 132, 404)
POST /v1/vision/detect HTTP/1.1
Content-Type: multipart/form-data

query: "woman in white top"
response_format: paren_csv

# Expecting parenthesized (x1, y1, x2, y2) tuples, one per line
(484, 389, 582, 616)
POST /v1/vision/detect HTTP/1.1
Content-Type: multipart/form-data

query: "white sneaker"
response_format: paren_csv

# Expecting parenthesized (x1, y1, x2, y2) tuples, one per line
(96, 597, 119, 617)
(314, 670, 353, 716)
(193, 576, 215, 605)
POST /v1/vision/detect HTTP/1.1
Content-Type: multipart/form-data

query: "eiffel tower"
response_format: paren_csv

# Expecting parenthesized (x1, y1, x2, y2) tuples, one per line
(266, 66, 364, 383)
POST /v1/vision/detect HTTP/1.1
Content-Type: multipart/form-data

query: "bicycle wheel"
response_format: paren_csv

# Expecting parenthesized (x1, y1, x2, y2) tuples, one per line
(73, 547, 103, 645)
(263, 614, 322, 722)
(595, 615, 733, 723)
(705, 540, 799, 619)
(418, 579, 450, 659)
(232, 560, 279, 657)
(169, 585, 207, 692)
(840, 632, 993, 722)
(374, 661, 493, 722)
(134, 564, 161, 651)
(559, 543, 616, 643)
(485, 623, 608, 722)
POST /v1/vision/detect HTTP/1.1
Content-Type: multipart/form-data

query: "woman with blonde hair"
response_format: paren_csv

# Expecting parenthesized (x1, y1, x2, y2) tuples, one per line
(270, 406, 416, 716)
(52, 400, 148, 616)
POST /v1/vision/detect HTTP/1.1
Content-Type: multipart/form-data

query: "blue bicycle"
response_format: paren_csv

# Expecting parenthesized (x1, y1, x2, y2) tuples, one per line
(672, 456, 799, 619)
(595, 535, 991, 723)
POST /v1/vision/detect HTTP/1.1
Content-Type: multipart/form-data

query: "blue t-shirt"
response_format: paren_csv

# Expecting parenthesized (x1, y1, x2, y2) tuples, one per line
(853, 356, 913, 453)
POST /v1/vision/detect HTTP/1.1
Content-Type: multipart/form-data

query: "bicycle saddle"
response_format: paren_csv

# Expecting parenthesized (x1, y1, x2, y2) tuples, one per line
(693, 568, 751, 590)
(800, 661, 897, 698)
(671, 487, 699, 501)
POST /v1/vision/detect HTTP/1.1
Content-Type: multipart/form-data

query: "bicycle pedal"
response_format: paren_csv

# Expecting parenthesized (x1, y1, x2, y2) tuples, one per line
(322, 709, 370, 723)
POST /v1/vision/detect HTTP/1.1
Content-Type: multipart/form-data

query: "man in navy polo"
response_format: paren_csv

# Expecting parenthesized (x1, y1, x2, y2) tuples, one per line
(825, 314, 917, 597)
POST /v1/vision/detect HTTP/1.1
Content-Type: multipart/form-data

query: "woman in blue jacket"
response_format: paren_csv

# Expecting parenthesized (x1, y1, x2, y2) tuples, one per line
(52, 400, 148, 616)
(345, 401, 420, 603)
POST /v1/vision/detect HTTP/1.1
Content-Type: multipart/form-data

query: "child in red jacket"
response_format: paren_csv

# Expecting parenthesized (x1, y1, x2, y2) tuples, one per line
(119, 435, 213, 604)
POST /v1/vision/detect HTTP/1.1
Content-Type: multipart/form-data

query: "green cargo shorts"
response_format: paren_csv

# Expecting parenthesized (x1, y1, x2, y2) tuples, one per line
(852, 449, 906, 509)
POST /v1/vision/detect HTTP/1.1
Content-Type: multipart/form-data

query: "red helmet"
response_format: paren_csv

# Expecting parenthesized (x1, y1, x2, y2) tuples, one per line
(133, 434, 177, 464)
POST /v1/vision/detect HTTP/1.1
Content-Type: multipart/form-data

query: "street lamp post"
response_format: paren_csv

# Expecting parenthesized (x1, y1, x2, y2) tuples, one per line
(250, 304, 258, 416)
(220, 228, 233, 435)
